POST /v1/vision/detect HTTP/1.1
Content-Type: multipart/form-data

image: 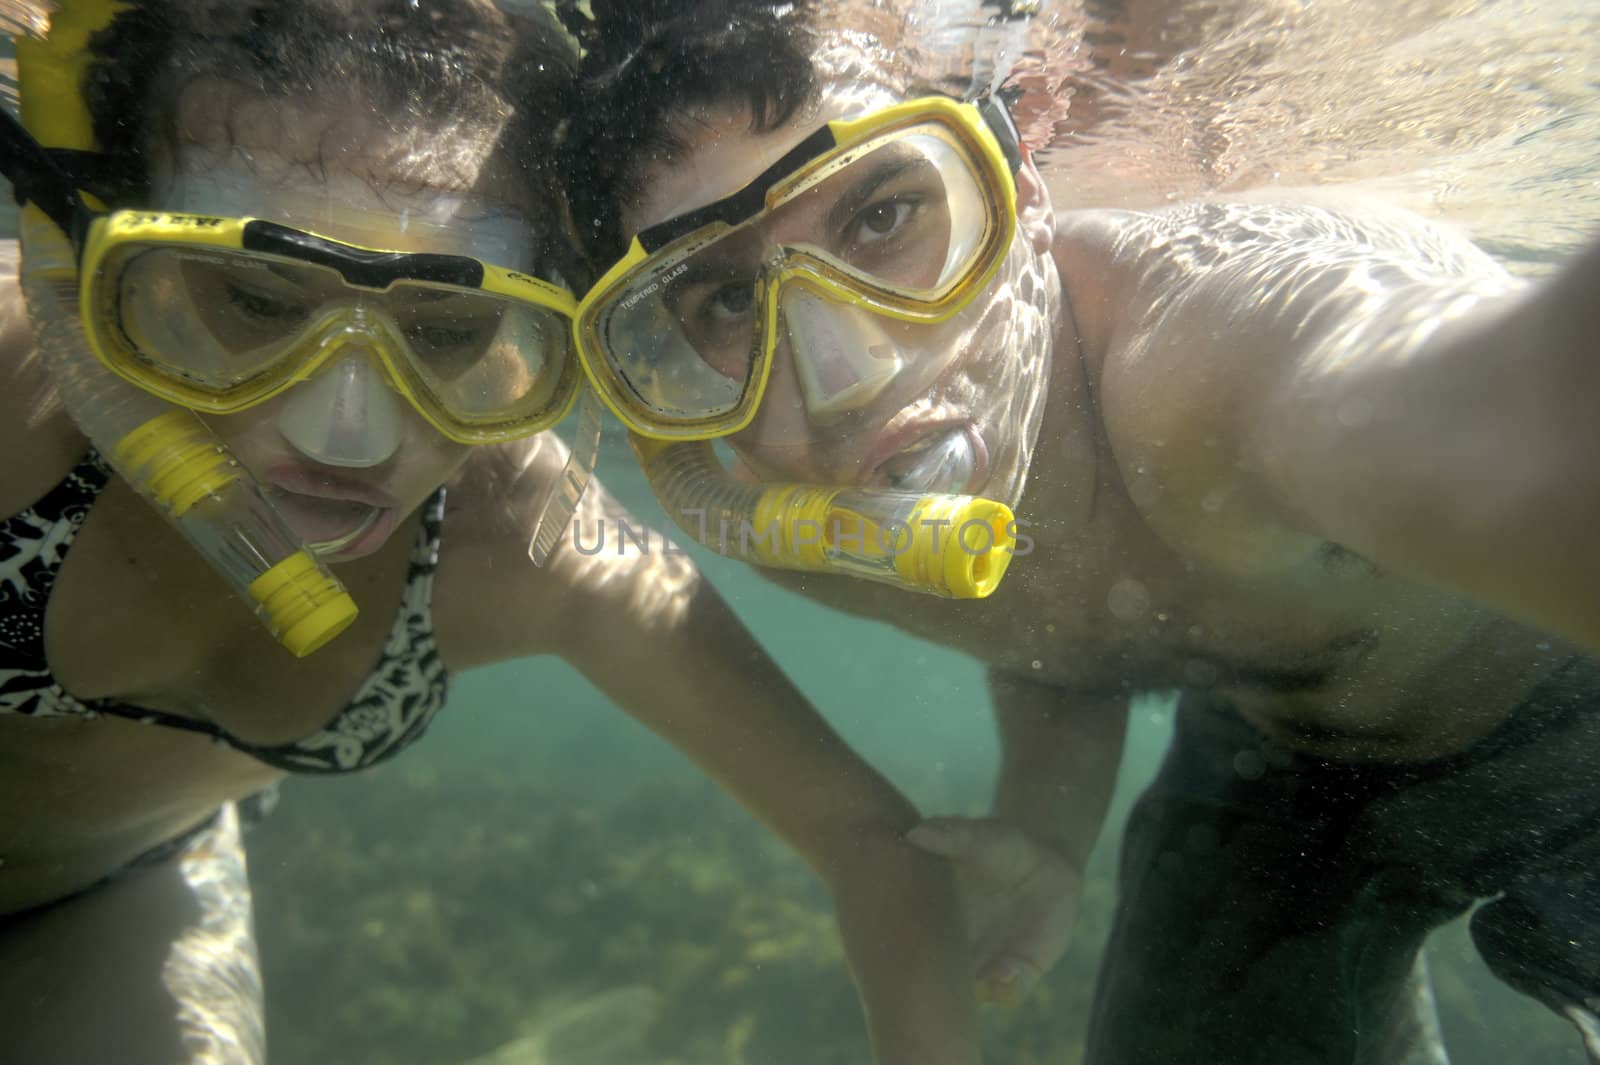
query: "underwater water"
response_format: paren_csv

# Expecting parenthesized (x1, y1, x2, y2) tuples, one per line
(0, 0, 1593, 1062)
(239, 1, 1599, 1063)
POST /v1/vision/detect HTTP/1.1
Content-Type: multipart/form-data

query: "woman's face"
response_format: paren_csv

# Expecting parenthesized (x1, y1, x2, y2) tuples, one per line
(146, 102, 543, 562)
(622, 84, 1058, 507)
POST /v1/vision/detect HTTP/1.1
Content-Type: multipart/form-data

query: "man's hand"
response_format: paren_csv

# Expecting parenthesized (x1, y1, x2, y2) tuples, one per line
(907, 815, 1083, 1007)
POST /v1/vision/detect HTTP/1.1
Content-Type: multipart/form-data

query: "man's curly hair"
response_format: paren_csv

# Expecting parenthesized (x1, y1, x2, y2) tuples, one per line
(554, 0, 818, 261)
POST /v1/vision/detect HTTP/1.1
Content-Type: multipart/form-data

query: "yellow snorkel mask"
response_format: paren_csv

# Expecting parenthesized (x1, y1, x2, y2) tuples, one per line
(4, 0, 364, 655)
(76, 209, 583, 446)
(576, 94, 1030, 599)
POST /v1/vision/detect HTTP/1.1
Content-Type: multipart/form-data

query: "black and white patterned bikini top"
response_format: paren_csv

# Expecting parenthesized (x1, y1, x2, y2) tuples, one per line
(0, 451, 450, 773)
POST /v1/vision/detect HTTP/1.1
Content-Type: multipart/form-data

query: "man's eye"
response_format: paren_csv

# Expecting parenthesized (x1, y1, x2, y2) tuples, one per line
(707, 282, 755, 319)
(855, 200, 914, 242)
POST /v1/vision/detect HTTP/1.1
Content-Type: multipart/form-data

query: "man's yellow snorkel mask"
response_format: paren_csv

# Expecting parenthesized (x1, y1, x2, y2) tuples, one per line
(576, 93, 1033, 599)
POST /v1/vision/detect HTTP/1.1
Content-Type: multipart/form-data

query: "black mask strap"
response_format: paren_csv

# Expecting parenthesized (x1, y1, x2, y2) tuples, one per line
(0, 107, 91, 248)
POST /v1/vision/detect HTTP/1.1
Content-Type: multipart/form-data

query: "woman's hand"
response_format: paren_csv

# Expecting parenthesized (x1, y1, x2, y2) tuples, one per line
(825, 838, 985, 1065)
(907, 815, 1083, 1007)
(542, 531, 984, 1064)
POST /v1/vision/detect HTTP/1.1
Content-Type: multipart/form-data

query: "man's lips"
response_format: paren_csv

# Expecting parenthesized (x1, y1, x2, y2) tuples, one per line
(862, 421, 989, 494)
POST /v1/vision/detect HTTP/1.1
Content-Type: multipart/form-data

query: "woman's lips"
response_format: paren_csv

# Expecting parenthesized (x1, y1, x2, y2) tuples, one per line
(263, 488, 394, 557)
(262, 465, 399, 558)
(263, 464, 397, 509)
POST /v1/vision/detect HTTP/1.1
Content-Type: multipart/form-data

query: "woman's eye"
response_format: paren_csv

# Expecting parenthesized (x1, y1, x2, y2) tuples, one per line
(406, 323, 479, 352)
(223, 281, 307, 323)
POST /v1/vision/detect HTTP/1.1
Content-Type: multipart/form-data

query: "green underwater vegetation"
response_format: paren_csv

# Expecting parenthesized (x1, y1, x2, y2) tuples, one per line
(249, 757, 1587, 1065)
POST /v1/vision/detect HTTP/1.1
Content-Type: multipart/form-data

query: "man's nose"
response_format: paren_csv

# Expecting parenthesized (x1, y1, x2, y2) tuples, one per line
(779, 288, 903, 425)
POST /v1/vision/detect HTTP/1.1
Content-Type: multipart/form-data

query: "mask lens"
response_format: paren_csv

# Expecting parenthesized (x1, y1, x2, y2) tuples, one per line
(104, 245, 574, 438)
(391, 282, 575, 436)
(591, 223, 766, 425)
(589, 115, 1005, 437)
(112, 245, 336, 393)
(771, 123, 995, 297)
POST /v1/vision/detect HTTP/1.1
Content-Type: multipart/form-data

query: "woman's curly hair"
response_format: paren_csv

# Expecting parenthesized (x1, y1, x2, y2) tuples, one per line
(81, 0, 577, 218)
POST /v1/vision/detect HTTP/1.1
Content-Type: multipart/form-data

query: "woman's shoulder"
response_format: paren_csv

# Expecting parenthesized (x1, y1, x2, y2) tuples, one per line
(0, 242, 94, 520)
(429, 436, 581, 668)
(442, 434, 572, 544)
(430, 434, 686, 669)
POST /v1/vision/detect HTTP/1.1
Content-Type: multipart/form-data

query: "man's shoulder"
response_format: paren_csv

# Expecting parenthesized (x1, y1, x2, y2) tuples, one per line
(1054, 194, 1509, 282)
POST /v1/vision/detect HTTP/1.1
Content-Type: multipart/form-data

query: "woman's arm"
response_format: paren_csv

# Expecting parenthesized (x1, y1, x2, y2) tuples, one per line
(1062, 199, 1600, 650)
(0, 248, 97, 518)
(557, 567, 980, 1064)
(438, 459, 981, 1064)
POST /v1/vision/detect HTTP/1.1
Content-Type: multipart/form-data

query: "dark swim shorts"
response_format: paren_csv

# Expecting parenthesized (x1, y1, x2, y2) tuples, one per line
(1086, 657, 1600, 1065)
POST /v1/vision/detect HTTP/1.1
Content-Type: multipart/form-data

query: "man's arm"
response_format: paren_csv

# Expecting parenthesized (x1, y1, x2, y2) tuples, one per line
(1255, 233, 1599, 648)
(989, 669, 1128, 871)
(910, 669, 1129, 1004)
(1060, 199, 1600, 650)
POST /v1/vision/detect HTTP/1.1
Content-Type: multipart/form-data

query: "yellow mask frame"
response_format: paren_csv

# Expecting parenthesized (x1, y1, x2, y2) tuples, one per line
(575, 94, 1024, 442)
(77, 210, 584, 445)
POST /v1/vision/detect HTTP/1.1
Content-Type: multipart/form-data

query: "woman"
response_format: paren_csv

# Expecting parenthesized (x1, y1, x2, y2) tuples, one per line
(0, 2, 975, 1063)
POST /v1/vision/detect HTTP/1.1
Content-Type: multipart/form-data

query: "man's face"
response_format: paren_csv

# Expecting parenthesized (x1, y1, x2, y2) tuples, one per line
(623, 84, 1059, 507)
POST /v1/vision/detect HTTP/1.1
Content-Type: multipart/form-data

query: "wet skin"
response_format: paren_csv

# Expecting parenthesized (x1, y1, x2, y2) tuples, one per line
(0, 296, 566, 910)
(633, 129, 1600, 1026)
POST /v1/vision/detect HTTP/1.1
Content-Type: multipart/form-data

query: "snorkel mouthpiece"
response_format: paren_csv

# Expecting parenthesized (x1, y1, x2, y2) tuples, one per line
(12, 1, 359, 657)
(633, 437, 1016, 599)
(113, 410, 359, 655)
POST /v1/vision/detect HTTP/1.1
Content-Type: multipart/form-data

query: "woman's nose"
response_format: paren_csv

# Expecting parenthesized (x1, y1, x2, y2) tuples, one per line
(276, 350, 405, 468)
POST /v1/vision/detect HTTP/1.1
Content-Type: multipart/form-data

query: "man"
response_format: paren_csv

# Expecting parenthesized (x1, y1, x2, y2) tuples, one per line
(558, 2, 1600, 1061)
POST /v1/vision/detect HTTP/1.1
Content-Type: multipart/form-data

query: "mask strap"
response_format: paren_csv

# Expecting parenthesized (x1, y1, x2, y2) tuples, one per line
(527, 388, 604, 565)
(0, 107, 89, 242)
(977, 93, 1025, 174)
(961, 0, 1037, 99)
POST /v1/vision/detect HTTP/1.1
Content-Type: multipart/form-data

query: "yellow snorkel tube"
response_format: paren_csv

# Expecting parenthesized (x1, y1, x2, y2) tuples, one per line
(11, 0, 358, 656)
(632, 437, 1017, 599)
